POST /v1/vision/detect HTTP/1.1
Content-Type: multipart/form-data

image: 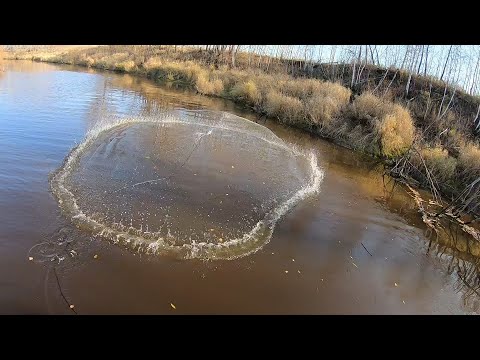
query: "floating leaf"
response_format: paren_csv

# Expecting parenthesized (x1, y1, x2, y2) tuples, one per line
(94, 254, 98, 259)
(170, 303, 176, 310)
(28, 257, 33, 261)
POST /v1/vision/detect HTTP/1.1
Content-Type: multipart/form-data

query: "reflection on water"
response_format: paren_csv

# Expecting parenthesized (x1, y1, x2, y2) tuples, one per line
(0, 60, 478, 314)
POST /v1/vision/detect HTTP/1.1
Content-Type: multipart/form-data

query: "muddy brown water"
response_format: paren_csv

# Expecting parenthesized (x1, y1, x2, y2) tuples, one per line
(0, 60, 477, 314)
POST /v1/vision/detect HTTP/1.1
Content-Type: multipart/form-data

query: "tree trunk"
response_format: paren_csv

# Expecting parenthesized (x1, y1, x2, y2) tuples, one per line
(423, 45, 429, 76)
(470, 54, 480, 95)
(440, 45, 453, 82)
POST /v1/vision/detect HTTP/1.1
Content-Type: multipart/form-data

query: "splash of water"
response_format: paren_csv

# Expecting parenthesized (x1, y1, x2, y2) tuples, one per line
(50, 110, 324, 260)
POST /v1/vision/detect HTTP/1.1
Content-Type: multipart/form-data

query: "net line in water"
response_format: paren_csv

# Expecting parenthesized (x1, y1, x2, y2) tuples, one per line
(50, 109, 325, 260)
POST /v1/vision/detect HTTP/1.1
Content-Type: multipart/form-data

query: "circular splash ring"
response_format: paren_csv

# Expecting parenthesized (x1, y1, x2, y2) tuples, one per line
(50, 110, 324, 260)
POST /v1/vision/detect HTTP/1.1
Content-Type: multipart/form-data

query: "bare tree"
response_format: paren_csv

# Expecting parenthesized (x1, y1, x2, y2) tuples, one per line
(440, 45, 453, 82)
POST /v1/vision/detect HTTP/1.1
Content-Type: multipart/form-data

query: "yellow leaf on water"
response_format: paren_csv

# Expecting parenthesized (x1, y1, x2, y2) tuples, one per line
(170, 303, 176, 310)
(285, 270, 289, 274)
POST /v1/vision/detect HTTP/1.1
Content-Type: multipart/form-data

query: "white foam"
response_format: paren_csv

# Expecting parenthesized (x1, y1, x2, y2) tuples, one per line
(50, 110, 325, 260)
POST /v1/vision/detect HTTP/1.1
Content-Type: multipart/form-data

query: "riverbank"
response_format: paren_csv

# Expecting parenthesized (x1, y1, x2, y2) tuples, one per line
(6, 46, 480, 255)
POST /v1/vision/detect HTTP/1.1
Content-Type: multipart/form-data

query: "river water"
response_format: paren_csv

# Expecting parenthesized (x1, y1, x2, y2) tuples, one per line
(0, 60, 476, 314)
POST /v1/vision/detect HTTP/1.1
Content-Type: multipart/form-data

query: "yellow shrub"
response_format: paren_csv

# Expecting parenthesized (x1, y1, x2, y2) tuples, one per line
(416, 146, 457, 182)
(306, 96, 341, 128)
(305, 82, 351, 128)
(353, 92, 391, 121)
(378, 105, 414, 157)
(115, 60, 136, 72)
(282, 79, 323, 99)
(195, 74, 224, 95)
(214, 68, 247, 89)
(254, 73, 287, 96)
(353, 93, 414, 157)
(313, 81, 352, 104)
(458, 142, 480, 174)
(143, 57, 163, 70)
(264, 90, 304, 124)
(230, 80, 261, 105)
(83, 56, 95, 67)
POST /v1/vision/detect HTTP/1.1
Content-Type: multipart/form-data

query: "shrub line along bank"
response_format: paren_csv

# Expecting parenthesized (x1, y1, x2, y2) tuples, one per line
(7, 46, 480, 213)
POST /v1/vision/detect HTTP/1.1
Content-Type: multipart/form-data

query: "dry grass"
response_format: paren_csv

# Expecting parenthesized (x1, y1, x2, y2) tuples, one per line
(353, 93, 414, 157)
(353, 92, 390, 123)
(230, 80, 261, 106)
(458, 142, 480, 178)
(414, 146, 457, 183)
(378, 105, 415, 157)
(143, 56, 163, 71)
(282, 79, 324, 99)
(305, 82, 351, 128)
(264, 90, 304, 124)
(195, 73, 224, 95)
(115, 60, 136, 72)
